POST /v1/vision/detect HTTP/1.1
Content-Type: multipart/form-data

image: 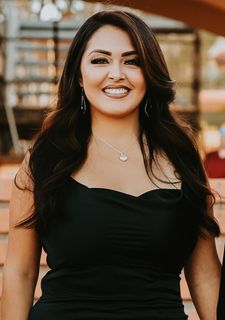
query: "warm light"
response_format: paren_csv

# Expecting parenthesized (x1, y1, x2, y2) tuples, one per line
(30, 0, 42, 14)
(208, 37, 225, 68)
(203, 129, 220, 151)
(40, 3, 62, 22)
(208, 37, 225, 58)
(56, 0, 68, 12)
(71, 0, 85, 13)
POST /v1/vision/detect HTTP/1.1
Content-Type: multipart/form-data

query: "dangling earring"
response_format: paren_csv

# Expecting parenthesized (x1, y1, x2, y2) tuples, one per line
(144, 92, 152, 118)
(81, 87, 87, 115)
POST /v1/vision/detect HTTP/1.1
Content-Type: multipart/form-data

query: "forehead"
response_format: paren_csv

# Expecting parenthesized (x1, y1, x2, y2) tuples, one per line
(84, 25, 135, 54)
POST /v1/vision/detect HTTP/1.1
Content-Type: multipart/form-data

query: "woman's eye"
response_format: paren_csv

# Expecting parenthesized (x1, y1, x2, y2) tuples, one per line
(91, 58, 108, 64)
(125, 58, 140, 66)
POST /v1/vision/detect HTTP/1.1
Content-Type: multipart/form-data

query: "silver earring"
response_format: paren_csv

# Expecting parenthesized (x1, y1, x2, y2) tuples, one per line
(144, 94, 152, 118)
(81, 87, 87, 115)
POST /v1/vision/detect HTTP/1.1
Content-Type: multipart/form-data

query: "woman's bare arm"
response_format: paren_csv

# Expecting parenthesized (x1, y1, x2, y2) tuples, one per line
(1, 154, 42, 320)
(184, 206, 221, 320)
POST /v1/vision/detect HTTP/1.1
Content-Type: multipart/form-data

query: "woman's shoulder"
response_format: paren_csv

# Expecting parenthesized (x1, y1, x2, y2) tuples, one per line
(15, 150, 33, 191)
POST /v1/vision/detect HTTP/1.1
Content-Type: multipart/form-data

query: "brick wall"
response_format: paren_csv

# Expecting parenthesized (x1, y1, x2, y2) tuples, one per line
(0, 164, 225, 319)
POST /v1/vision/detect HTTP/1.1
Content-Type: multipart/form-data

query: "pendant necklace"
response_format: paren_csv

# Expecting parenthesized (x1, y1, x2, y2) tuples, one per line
(93, 133, 138, 162)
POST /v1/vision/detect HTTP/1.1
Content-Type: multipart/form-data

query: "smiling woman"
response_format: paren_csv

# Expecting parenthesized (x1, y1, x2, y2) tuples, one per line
(1, 10, 221, 320)
(80, 26, 146, 119)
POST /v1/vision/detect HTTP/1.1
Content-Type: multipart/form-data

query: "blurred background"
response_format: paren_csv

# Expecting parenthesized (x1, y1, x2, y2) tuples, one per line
(0, 1, 225, 320)
(0, 0, 225, 159)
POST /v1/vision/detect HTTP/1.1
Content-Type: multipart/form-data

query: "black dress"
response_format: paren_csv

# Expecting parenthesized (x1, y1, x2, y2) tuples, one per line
(29, 177, 199, 320)
(217, 247, 225, 320)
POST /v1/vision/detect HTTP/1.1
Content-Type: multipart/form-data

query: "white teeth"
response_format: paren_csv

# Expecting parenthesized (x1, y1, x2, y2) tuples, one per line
(104, 88, 129, 94)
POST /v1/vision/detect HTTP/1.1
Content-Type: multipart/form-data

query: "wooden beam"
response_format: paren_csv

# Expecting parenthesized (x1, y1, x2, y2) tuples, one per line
(86, 0, 225, 36)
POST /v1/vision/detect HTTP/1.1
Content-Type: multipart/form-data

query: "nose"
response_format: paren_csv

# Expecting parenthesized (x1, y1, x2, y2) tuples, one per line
(108, 62, 125, 80)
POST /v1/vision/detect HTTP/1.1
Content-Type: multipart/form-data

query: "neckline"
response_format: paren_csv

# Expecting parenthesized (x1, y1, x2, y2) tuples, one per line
(68, 176, 182, 199)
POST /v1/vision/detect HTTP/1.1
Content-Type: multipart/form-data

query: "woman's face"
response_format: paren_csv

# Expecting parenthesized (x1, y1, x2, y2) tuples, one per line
(80, 25, 146, 118)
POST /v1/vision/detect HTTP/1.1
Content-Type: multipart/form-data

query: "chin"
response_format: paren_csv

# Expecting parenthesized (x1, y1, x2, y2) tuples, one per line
(104, 108, 137, 118)
(90, 100, 138, 116)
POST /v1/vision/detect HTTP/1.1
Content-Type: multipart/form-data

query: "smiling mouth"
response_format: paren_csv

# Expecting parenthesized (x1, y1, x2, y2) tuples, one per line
(102, 88, 130, 97)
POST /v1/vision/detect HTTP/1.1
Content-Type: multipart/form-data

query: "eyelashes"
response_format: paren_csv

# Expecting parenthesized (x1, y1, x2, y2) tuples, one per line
(91, 58, 108, 64)
(90, 57, 140, 66)
(125, 58, 140, 66)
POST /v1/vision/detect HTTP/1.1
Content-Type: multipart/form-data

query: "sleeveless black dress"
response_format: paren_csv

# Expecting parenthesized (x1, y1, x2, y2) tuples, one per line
(217, 246, 225, 319)
(29, 177, 199, 320)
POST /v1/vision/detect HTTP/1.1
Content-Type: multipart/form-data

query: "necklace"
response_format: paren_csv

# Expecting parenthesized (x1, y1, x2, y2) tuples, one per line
(93, 133, 138, 162)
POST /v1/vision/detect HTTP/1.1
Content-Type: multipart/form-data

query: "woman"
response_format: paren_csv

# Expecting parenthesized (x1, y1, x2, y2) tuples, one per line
(218, 250, 225, 319)
(1, 10, 221, 320)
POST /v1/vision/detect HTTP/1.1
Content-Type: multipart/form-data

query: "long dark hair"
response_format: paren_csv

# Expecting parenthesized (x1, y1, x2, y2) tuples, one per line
(16, 10, 219, 237)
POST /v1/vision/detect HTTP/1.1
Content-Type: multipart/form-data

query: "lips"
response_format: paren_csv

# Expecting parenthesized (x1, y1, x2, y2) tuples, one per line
(102, 85, 130, 96)
(104, 88, 129, 94)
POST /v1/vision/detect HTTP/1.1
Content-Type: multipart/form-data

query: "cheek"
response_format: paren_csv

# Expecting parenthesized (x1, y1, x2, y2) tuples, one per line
(126, 69, 146, 90)
(135, 79, 146, 97)
(81, 66, 107, 88)
(138, 76, 146, 91)
(137, 72, 146, 88)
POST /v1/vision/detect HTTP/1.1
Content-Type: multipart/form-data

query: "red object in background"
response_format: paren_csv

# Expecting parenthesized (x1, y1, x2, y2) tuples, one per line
(204, 151, 225, 178)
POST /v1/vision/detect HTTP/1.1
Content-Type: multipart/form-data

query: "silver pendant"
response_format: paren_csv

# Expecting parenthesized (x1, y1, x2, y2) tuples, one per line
(119, 152, 128, 161)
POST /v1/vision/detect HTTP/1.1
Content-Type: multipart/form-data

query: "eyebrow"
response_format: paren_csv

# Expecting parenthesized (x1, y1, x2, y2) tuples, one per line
(88, 49, 138, 57)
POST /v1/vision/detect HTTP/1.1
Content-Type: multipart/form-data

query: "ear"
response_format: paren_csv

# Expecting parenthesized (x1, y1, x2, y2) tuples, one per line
(79, 75, 83, 87)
